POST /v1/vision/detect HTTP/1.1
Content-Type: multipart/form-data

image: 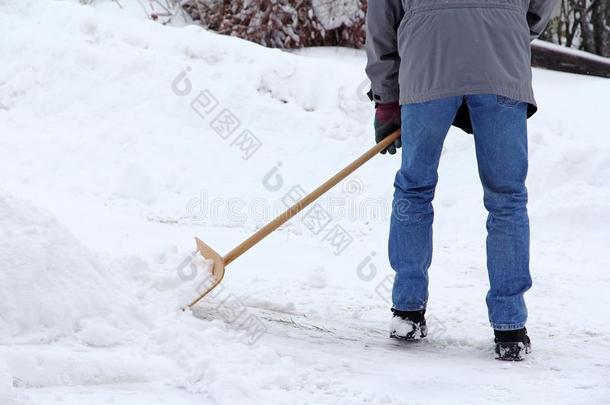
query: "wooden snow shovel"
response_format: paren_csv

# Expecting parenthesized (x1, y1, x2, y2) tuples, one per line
(185, 129, 401, 309)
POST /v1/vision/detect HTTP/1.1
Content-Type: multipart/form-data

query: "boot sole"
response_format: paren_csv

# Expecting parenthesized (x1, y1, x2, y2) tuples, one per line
(495, 342, 531, 361)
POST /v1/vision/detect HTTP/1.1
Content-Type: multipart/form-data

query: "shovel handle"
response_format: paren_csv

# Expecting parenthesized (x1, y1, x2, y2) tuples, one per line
(222, 129, 401, 266)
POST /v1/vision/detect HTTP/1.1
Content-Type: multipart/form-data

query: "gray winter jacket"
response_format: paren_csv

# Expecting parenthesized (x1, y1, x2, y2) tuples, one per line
(365, 0, 557, 132)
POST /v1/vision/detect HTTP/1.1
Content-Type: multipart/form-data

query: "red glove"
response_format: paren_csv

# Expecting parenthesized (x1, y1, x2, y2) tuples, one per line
(374, 101, 402, 155)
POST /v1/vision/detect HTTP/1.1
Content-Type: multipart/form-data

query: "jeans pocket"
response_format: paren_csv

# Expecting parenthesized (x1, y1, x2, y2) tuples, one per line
(496, 95, 520, 107)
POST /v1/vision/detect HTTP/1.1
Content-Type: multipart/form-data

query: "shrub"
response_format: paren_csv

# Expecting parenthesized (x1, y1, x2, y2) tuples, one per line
(183, 0, 367, 49)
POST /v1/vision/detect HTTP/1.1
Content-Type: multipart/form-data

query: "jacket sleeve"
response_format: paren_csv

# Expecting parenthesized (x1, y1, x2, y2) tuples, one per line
(527, 0, 557, 41)
(365, 0, 404, 103)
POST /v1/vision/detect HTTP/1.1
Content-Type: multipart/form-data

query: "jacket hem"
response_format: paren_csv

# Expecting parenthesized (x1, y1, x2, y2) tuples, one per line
(371, 88, 400, 104)
(400, 85, 536, 107)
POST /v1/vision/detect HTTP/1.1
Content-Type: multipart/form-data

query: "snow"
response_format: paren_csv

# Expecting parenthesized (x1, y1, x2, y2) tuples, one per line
(303, 266, 328, 289)
(1, 0, 610, 404)
(0, 191, 137, 342)
(312, 0, 363, 30)
(533, 39, 610, 65)
(390, 315, 424, 340)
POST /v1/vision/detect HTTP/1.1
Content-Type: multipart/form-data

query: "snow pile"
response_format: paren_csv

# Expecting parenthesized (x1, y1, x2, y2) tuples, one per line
(118, 246, 215, 312)
(0, 191, 137, 343)
(0, 188, 299, 400)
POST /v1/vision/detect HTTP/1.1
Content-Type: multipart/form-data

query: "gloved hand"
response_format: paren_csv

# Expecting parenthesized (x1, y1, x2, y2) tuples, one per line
(374, 101, 402, 155)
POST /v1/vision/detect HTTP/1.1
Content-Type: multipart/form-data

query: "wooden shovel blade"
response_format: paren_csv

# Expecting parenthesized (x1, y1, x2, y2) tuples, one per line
(185, 237, 226, 309)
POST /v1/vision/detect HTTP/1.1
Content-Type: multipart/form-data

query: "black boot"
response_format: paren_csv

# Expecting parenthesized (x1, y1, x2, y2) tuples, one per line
(390, 309, 427, 340)
(494, 328, 531, 361)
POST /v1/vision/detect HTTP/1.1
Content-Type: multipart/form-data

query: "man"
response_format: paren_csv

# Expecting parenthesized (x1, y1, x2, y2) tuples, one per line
(365, 0, 556, 360)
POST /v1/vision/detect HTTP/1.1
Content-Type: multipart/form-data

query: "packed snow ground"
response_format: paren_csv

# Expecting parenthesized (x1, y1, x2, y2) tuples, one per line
(1, 1, 610, 404)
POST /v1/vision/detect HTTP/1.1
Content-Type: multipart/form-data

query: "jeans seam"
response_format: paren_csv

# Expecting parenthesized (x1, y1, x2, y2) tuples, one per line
(393, 305, 426, 312)
(496, 95, 523, 108)
(491, 323, 526, 330)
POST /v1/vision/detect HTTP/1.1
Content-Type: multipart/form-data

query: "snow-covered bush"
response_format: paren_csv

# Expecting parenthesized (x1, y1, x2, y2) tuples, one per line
(183, 0, 366, 48)
(540, 0, 609, 57)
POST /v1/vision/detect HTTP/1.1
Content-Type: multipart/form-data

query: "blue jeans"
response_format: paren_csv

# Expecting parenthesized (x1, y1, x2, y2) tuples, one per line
(389, 95, 531, 330)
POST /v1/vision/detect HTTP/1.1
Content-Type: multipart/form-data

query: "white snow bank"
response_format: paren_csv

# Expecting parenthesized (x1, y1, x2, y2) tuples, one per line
(0, 187, 298, 399)
(0, 188, 301, 400)
(533, 39, 610, 64)
(0, 190, 137, 343)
